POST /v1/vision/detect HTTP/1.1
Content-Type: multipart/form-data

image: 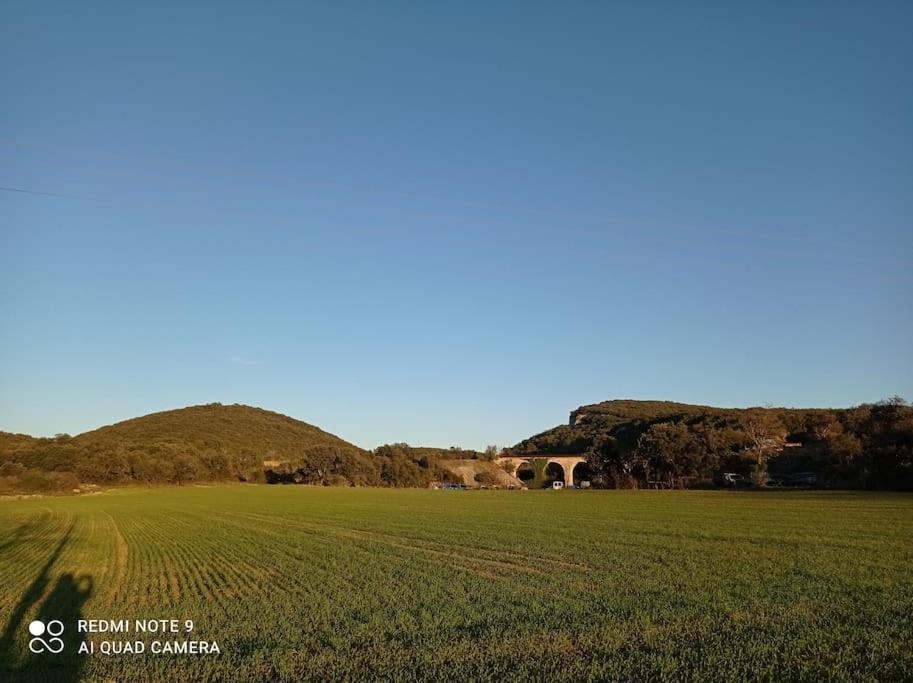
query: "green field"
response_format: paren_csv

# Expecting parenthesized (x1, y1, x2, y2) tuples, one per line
(1, 487, 911, 681)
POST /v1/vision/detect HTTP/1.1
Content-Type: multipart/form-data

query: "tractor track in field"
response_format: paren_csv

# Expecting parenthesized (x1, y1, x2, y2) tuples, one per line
(102, 511, 129, 601)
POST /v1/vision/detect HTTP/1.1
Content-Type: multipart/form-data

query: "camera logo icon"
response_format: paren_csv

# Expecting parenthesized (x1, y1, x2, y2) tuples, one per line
(28, 619, 65, 654)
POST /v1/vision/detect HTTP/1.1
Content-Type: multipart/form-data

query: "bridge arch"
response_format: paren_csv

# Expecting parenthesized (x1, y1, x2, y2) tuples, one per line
(495, 455, 589, 488)
(545, 457, 587, 487)
(544, 461, 566, 488)
(513, 460, 534, 484)
(572, 460, 594, 486)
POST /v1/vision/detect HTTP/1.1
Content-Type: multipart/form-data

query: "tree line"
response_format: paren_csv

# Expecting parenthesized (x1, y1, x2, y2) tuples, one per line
(516, 397, 913, 490)
(2, 398, 910, 493)
(0, 433, 496, 494)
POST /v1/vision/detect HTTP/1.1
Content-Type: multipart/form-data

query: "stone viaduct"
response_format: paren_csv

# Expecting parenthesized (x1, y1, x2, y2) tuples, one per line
(496, 454, 590, 488)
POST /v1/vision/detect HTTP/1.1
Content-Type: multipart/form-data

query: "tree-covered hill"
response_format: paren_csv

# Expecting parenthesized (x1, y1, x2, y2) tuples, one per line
(0, 431, 42, 455)
(4, 398, 910, 493)
(0, 404, 497, 493)
(0, 404, 382, 491)
(511, 398, 913, 490)
(77, 403, 365, 458)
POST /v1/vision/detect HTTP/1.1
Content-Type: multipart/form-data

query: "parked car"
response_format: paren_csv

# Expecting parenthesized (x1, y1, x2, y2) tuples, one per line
(722, 472, 751, 488)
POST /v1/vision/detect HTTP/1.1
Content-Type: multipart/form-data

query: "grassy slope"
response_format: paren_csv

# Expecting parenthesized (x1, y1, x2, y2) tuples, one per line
(1, 487, 911, 681)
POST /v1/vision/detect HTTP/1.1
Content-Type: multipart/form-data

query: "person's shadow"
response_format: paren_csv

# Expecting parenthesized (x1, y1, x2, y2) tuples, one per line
(13, 574, 93, 682)
(38, 574, 92, 681)
(0, 519, 93, 682)
(0, 524, 73, 673)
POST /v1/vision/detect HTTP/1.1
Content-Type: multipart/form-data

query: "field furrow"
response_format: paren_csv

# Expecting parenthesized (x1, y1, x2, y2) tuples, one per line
(1, 486, 911, 682)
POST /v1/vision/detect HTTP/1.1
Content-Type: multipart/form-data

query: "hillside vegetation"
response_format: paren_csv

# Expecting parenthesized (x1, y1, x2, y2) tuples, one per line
(3, 398, 911, 493)
(512, 398, 913, 490)
(0, 405, 389, 492)
(0, 404, 498, 493)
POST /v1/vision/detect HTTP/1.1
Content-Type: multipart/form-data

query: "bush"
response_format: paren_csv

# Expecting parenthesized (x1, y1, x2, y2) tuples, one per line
(17, 469, 79, 493)
(0, 461, 26, 477)
(474, 471, 496, 485)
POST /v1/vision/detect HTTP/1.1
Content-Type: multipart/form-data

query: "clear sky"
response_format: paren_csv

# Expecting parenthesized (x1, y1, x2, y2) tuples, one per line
(2, 2, 911, 449)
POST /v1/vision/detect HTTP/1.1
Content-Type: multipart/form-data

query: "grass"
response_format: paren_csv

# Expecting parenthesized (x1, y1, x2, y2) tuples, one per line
(1, 487, 911, 681)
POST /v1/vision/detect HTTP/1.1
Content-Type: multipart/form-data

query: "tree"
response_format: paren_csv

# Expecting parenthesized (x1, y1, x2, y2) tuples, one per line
(741, 411, 787, 486)
(634, 423, 709, 486)
(585, 436, 631, 487)
(171, 453, 199, 484)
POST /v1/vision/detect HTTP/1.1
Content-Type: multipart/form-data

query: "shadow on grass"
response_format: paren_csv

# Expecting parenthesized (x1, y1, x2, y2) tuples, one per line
(0, 518, 45, 555)
(0, 522, 94, 681)
(30, 573, 93, 682)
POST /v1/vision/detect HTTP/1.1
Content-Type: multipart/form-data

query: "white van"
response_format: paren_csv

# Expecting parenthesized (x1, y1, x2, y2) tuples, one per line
(552, 481, 564, 490)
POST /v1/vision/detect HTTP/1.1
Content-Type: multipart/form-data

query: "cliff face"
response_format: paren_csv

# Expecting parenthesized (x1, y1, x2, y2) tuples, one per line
(569, 410, 594, 427)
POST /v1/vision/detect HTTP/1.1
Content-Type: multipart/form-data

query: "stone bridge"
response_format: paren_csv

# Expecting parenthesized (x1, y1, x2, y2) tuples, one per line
(496, 454, 590, 488)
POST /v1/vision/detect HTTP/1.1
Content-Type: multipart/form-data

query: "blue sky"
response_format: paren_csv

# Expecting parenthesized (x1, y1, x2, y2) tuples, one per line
(2, 2, 911, 449)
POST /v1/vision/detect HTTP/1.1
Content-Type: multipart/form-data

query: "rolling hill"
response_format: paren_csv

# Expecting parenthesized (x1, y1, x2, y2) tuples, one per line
(3, 398, 909, 493)
(511, 399, 760, 455)
(74, 403, 367, 461)
(0, 403, 379, 491)
(509, 398, 913, 490)
(0, 404, 494, 493)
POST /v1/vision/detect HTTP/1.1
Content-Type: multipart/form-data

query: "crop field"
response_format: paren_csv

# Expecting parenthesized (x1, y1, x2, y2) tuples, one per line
(1, 487, 911, 682)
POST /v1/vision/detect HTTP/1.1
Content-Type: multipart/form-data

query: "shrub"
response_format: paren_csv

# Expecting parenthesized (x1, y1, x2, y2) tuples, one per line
(474, 471, 496, 485)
